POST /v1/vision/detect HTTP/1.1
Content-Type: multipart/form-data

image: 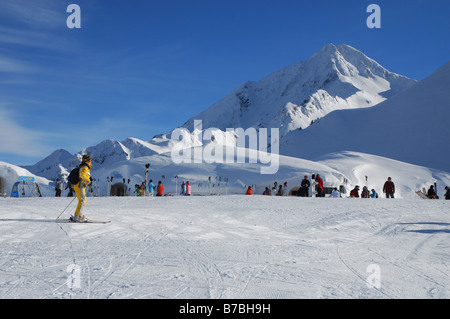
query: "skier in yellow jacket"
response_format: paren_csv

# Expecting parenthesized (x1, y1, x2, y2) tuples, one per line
(71, 155, 92, 222)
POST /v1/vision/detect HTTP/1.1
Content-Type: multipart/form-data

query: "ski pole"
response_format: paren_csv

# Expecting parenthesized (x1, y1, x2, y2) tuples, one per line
(56, 197, 76, 219)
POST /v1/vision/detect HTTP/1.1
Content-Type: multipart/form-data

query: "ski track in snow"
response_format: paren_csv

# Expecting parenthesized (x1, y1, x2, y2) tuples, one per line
(0, 196, 448, 299)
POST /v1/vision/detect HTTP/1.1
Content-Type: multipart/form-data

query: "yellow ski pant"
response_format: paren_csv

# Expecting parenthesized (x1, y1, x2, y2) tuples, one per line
(74, 182, 87, 217)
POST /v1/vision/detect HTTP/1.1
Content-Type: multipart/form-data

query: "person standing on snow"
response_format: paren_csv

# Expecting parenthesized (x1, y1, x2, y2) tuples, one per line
(383, 177, 395, 198)
(55, 179, 63, 197)
(444, 186, 450, 200)
(181, 181, 186, 195)
(156, 181, 164, 196)
(299, 175, 310, 197)
(276, 185, 285, 196)
(71, 155, 92, 222)
(185, 181, 191, 196)
(140, 182, 146, 196)
(246, 186, 253, 195)
(135, 184, 142, 196)
(315, 174, 324, 197)
(147, 179, 155, 197)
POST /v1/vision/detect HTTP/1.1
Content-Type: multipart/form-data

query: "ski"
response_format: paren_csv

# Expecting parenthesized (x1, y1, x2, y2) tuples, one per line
(56, 218, 111, 224)
(415, 190, 429, 199)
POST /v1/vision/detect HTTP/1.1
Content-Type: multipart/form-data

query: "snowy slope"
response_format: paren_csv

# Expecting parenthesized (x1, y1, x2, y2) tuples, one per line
(0, 195, 449, 299)
(316, 151, 450, 199)
(95, 150, 450, 199)
(181, 44, 416, 137)
(280, 61, 450, 172)
(9, 148, 449, 200)
(12, 46, 448, 198)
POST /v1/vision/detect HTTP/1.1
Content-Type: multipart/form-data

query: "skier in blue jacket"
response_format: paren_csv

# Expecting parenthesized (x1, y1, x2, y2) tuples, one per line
(370, 189, 378, 198)
(147, 179, 155, 197)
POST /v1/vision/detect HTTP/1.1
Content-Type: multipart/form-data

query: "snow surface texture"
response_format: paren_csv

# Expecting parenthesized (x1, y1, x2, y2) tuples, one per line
(0, 195, 448, 299)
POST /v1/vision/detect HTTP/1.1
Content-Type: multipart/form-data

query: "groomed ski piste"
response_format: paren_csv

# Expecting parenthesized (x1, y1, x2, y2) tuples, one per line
(0, 193, 449, 299)
(1, 149, 450, 299)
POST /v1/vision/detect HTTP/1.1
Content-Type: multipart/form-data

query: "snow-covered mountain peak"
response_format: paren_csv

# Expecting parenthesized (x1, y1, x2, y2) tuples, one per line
(82, 139, 130, 165)
(312, 44, 381, 76)
(18, 44, 435, 184)
(181, 44, 417, 138)
(22, 149, 77, 179)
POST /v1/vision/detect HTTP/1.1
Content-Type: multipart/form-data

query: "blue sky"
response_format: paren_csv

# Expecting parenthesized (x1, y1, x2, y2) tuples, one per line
(0, 0, 449, 165)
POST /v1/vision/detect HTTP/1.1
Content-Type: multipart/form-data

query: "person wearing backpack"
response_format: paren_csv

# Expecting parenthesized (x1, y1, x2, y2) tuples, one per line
(361, 186, 370, 198)
(70, 155, 92, 222)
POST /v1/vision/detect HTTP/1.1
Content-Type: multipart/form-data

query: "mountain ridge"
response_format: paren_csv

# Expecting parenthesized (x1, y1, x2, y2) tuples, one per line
(20, 44, 443, 182)
(280, 61, 450, 172)
(181, 43, 416, 137)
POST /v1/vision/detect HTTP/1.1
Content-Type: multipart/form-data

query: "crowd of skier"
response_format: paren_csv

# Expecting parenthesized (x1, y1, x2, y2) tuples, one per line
(244, 175, 450, 201)
(245, 175, 396, 199)
(56, 155, 449, 222)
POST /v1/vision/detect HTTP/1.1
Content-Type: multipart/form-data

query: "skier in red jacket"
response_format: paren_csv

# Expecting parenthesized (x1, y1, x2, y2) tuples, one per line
(383, 177, 395, 198)
(350, 186, 360, 198)
(156, 181, 164, 196)
(315, 174, 324, 197)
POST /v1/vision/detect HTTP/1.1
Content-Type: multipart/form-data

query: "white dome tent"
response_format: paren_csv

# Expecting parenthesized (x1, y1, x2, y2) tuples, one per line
(10, 176, 42, 198)
(0, 162, 53, 197)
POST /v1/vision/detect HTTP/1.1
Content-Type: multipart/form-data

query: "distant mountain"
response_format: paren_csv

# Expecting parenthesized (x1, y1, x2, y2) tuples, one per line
(22, 149, 77, 180)
(21, 44, 448, 185)
(280, 61, 450, 172)
(181, 43, 416, 138)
